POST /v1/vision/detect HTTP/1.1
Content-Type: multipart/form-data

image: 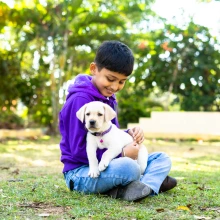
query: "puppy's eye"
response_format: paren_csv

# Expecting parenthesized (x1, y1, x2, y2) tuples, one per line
(86, 113, 90, 116)
(98, 113, 103, 116)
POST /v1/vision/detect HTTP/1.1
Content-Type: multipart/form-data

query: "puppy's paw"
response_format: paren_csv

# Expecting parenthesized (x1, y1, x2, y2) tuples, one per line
(98, 160, 109, 172)
(88, 167, 100, 178)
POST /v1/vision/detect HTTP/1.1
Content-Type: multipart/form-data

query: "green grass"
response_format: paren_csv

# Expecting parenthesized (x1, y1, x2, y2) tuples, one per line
(0, 137, 220, 219)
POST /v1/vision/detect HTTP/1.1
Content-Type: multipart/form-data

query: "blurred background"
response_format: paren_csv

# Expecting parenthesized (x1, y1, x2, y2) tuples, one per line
(0, 0, 219, 136)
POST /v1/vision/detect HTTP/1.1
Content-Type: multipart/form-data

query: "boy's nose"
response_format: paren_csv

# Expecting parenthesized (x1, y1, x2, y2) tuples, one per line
(110, 82, 119, 91)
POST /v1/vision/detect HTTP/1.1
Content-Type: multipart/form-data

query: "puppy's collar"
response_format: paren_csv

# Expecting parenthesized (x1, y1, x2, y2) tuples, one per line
(90, 125, 112, 137)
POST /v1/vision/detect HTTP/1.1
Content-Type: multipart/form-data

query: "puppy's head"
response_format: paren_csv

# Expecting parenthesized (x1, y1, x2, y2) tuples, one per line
(76, 101, 116, 132)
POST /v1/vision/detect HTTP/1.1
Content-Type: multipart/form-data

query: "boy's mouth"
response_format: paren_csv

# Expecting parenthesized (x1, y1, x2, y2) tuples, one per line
(106, 88, 116, 95)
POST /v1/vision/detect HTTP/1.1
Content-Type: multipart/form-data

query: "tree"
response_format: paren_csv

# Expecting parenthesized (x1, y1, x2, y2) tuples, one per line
(2, 0, 219, 130)
(1, 0, 156, 132)
(130, 21, 220, 114)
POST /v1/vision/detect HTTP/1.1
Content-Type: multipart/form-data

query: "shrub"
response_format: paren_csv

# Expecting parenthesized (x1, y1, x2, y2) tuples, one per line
(0, 111, 24, 129)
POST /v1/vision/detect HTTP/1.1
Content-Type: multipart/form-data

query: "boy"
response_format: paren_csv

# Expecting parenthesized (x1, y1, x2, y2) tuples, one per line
(59, 40, 177, 202)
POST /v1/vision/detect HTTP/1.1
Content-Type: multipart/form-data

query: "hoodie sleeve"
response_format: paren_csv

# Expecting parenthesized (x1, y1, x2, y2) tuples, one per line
(59, 95, 92, 171)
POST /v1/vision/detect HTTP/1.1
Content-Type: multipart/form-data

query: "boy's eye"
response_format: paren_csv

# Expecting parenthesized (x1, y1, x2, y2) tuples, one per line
(106, 77, 114, 82)
(119, 80, 126, 85)
(98, 113, 103, 116)
(86, 113, 90, 116)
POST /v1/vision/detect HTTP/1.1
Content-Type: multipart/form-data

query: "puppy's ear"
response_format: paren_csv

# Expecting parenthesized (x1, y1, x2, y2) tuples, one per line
(76, 104, 87, 123)
(103, 103, 116, 122)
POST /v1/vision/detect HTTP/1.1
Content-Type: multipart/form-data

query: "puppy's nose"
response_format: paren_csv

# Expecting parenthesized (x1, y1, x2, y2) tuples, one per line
(89, 120, 96, 126)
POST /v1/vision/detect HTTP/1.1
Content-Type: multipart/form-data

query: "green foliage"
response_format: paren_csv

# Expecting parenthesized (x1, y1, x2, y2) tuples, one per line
(0, 111, 24, 129)
(134, 22, 220, 112)
(0, 2, 10, 30)
(0, 0, 156, 132)
(0, 51, 21, 107)
(117, 81, 151, 127)
(0, 0, 219, 132)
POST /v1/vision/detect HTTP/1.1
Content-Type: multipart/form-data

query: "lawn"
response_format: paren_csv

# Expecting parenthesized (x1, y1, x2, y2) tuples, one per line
(0, 137, 220, 220)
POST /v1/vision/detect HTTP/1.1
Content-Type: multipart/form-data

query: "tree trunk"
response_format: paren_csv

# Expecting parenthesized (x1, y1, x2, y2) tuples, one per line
(164, 62, 178, 110)
(50, 68, 59, 135)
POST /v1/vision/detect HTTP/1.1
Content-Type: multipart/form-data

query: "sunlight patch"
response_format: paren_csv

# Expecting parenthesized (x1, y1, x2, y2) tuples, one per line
(31, 160, 46, 166)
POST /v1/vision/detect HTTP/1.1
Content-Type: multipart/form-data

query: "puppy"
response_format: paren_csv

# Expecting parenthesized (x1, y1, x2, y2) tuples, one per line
(76, 101, 148, 178)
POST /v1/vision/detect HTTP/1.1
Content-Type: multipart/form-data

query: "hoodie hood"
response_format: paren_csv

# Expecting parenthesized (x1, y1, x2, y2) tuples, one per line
(66, 74, 116, 103)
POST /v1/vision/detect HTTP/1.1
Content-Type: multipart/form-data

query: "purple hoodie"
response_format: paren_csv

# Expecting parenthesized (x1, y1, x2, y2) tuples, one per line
(59, 74, 120, 173)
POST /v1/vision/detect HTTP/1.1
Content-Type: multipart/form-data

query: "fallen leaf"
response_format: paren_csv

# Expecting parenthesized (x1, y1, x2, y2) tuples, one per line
(37, 213, 50, 217)
(199, 207, 207, 211)
(8, 179, 23, 182)
(197, 185, 213, 191)
(197, 186, 205, 190)
(206, 207, 220, 213)
(31, 187, 36, 192)
(31, 183, 38, 192)
(187, 204, 192, 208)
(54, 185, 59, 189)
(194, 215, 211, 220)
(156, 208, 165, 212)
(11, 168, 19, 175)
(0, 167, 10, 170)
(177, 206, 190, 211)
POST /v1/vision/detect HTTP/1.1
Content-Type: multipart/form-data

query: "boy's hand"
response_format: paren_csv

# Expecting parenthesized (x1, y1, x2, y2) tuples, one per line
(122, 141, 140, 160)
(128, 127, 145, 144)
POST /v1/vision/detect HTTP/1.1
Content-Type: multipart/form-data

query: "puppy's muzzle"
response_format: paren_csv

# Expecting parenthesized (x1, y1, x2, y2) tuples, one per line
(89, 120, 96, 127)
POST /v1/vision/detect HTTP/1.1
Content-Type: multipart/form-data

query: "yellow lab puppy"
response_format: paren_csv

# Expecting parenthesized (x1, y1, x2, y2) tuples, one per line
(76, 101, 148, 178)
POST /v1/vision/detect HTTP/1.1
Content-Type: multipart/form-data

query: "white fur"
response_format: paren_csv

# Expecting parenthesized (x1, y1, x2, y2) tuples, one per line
(76, 101, 148, 178)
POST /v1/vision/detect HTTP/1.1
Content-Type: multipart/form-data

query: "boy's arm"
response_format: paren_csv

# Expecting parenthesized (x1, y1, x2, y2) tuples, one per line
(60, 96, 92, 166)
(126, 127, 145, 144)
(122, 127, 145, 159)
(68, 96, 90, 152)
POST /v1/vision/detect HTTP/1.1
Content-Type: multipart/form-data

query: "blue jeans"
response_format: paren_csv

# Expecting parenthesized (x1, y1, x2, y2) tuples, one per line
(64, 152, 171, 194)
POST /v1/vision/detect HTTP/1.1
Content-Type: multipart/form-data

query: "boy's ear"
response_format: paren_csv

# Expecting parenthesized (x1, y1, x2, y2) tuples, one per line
(76, 104, 87, 123)
(103, 103, 116, 122)
(90, 62, 97, 75)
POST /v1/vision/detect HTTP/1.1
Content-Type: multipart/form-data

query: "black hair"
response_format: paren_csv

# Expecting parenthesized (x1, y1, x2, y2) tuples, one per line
(94, 40, 134, 76)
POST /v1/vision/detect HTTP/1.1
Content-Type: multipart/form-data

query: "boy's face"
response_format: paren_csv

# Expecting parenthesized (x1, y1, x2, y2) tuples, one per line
(90, 62, 128, 97)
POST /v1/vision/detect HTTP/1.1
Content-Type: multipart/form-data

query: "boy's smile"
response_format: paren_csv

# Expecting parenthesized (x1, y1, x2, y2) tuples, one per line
(90, 62, 128, 97)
